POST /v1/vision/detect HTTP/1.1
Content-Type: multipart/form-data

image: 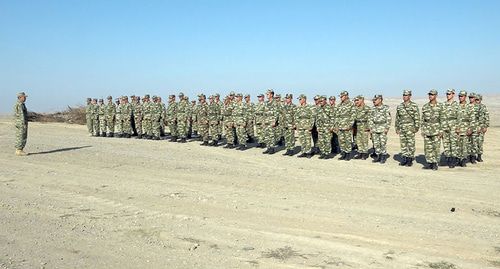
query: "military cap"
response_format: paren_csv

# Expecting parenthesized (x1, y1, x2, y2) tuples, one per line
(92, 98, 98, 101)
(98, 98, 104, 102)
(275, 94, 281, 98)
(178, 92, 184, 97)
(297, 94, 307, 99)
(266, 89, 274, 94)
(107, 95, 112, 100)
(339, 90, 349, 97)
(198, 93, 206, 98)
(130, 95, 135, 98)
(285, 93, 293, 99)
(257, 93, 264, 97)
(428, 89, 438, 95)
(144, 94, 150, 99)
(403, 90, 412, 96)
(235, 93, 242, 97)
(229, 91, 236, 96)
(244, 94, 250, 98)
(446, 88, 456, 94)
(372, 94, 383, 101)
(458, 90, 467, 97)
(354, 95, 364, 100)
(329, 96, 336, 100)
(86, 97, 92, 101)
(477, 94, 483, 100)
(169, 94, 175, 98)
(209, 95, 214, 99)
(215, 93, 220, 97)
(321, 95, 327, 100)
(313, 95, 320, 100)
(152, 95, 158, 99)
(468, 92, 476, 98)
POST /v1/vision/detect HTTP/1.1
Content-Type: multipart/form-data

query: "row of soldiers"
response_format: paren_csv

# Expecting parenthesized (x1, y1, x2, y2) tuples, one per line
(85, 89, 489, 170)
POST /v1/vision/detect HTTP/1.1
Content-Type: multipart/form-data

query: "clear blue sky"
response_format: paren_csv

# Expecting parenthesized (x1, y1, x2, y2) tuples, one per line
(1, 0, 499, 113)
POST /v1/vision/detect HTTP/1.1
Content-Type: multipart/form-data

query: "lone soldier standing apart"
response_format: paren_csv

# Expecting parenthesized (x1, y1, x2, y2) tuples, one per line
(334, 91, 355, 160)
(369, 95, 391, 164)
(395, 90, 420, 167)
(421, 89, 444, 170)
(14, 92, 29, 156)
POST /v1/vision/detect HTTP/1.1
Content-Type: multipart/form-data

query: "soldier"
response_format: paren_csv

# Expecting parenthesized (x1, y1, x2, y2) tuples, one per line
(129, 95, 136, 135)
(197, 94, 210, 145)
(222, 96, 235, 148)
(176, 93, 190, 143)
(274, 94, 284, 146)
(90, 98, 99, 136)
(442, 89, 459, 168)
(334, 91, 355, 160)
(475, 94, 489, 162)
(142, 95, 153, 139)
(158, 96, 167, 137)
(369, 95, 391, 164)
(85, 97, 93, 136)
(329, 96, 340, 154)
(244, 94, 256, 143)
(353, 95, 371, 160)
(254, 94, 266, 148)
(467, 93, 480, 163)
(233, 93, 249, 150)
(105, 96, 116, 137)
(115, 98, 122, 137)
(132, 96, 143, 139)
(294, 94, 314, 158)
(395, 90, 420, 167)
(262, 89, 279, 154)
(310, 95, 320, 155)
(166, 94, 178, 142)
(190, 99, 199, 139)
(421, 89, 444, 170)
(456, 90, 474, 167)
(281, 94, 296, 156)
(118, 96, 133, 138)
(97, 99, 106, 137)
(151, 95, 162, 140)
(316, 96, 333, 159)
(14, 92, 29, 156)
(214, 93, 223, 142)
(208, 95, 221, 146)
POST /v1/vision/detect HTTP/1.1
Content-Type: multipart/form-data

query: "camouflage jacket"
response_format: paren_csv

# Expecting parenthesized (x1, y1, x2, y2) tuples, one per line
(233, 101, 248, 125)
(456, 103, 475, 135)
(208, 102, 220, 123)
(478, 103, 490, 129)
(369, 104, 391, 133)
(152, 102, 163, 121)
(315, 105, 332, 130)
(105, 102, 116, 117)
(442, 100, 459, 131)
(354, 105, 371, 131)
(294, 104, 314, 130)
(90, 104, 99, 120)
(166, 102, 177, 122)
(254, 102, 266, 125)
(280, 103, 296, 128)
(421, 102, 444, 136)
(177, 100, 190, 120)
(334, 100, 355, 130)
(245, 102, 255, 123)
(263, 99, 278, 125)
(197, 103, 209, 125)
(142, 101, 153, 120)
(131, 102, 143, 119)
(222, 102, 234, 123)
(395, 101, 420, 133)
(98, 104, 106, 118)
(85, 104, 92, 118)
(13, 101, 28, 127)
(119, 103, 132, 118)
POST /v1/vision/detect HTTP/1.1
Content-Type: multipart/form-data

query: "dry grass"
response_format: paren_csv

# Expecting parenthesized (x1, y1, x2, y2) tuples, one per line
(28, 106, 86, 125)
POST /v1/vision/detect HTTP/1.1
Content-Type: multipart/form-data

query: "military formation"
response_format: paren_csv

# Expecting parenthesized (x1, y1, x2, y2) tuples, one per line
(82, 89, 490, 170)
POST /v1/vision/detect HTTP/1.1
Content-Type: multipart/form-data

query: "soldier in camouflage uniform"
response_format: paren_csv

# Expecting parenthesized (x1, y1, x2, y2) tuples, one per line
(190, 100, 199, 139)
(310, 95, 320, 155)
(85, 97, 93, 136)
(119, 96, 133, 138)
(421, 89, 444, 170)
(442, 89, 459, 168)
(151, 96, 163, 140)
(222, 96, 235, 148)
(196, 94, 210, 145)
(233, 93, 249, 150)
(456, 90, 474, 167)
(316, 96, 334, 159)
(129, 95, 136, 135)
(394, 90, 420, 167)
(369, 95, 391, 164)
(274, 94, 284, 146)
(141, 95, 153, 139)
(90, 98, 99, 136)
(176, 93, 189, 143)
(244, 94, 256, 143)
(105, 96, 116, 137)
(467, 93, 481, 164)
(14, 92, 29, 156)
(166, 95, 178, 142)
(295, 94, 314, 158)
(207, 95, 220, 146)
(329, 96, 340, 154)
(262, 89, 279, 154)
(132, 96, 143, 139)
(475, 94, 489, 162)
(115, 98, 122, 137)
(281, 94, 296, 156)
(97, 99, 107, 137)
(334, 91, 355, 160)
(353, 95, 371, 160)
(158, 96, 167, 137)
(214, 93, 223, 142)
(254, 94, 266, 148)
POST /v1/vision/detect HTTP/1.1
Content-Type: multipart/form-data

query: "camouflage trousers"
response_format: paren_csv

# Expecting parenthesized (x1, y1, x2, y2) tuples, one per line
(255, 122, 264, 143)
(191, 119, 198, 132)
(246, 120, 255, 139)
(198, 122, 209, 142)
(86, 115, 92, 134)
(355, 127, 370, 154)
(118, 116, 132, 135)
(208, 121, 218, 142)
(160, 120, 165, 136)
(338, 129, 352, 153)
(478, 132, 485, 154)
(424, 135, 441, 163)
(274, 125, 284, 144)
(235, 122, 247, 145)
(283, 127, 295, 150)
(372, 132, 388, 155)
(467, 133, 479, 155)
(177, 116, 189, 138)
(91, 117, 99, 135)
(442, 130, 458, 157)
(98, 115, 106, 134)
(15, 123, 28, 150)
(457, 135, 469, 159)
(134, 117, 142, 135)
(105, 115, 115, 134)
(318, 128, 332, 154)
(399, 128, 416, 157)
(115, 115, 122, 134)
(142, 118, 152, 136)
(262, 123, 276, 148)
(167, 120, 177, 137)
(152, 117, 161, 138)
(297, 128, 312, 154)
(224, 121, 235, 145)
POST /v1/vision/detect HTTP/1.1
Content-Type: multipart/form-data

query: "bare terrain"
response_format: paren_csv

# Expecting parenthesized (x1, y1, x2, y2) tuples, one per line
(0, 97, 499, 269)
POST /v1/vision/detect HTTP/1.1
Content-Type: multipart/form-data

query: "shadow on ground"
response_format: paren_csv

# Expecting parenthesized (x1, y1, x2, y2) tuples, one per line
(29, 145, 92, 155)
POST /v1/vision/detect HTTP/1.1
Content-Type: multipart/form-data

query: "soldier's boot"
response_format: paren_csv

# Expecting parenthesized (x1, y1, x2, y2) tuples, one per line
(449, 157, 456, 168)
(460, 158, 467, 167)
(136, 134, 142, 139)
(15, 149, 27, 156)
(297, 152, 308, 158)
(370, 151, 377, 158)
(379, 154, 387, 164)
(115, 133, 122, 138)
(406, 157, 414, 167)
(338, 152, 346, 160)
(319, 153, 328, 159)
(432, 163, 439, 170)
(108, 132, 114, 137)
(344, 152, 351, 161)
(399, 156, 408, 166)
(353, 152, 363, 159)
(469, 155, 477, 164)
(239, 145, 248, 151)
(268, 147, 276, 154)
(154, 136, 161, 140)
(126, 134, 132, 138)
(179, 138, 186, 143)
(372, 154, 380, 163)
(200, 141, 208, 146)
(306, 152, 313, 158)
(100, 132, 106, 137)
(170, 136, 177, 142)
(258, 143, 265, 148)
(477, 154, 483, 162)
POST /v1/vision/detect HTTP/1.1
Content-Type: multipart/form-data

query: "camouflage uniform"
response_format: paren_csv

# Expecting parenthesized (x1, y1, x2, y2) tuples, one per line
(369, 95, 391, 163)
(118, 98, 133, 137)
(208, 97, 221, 145)
(244, 95, 255, 142)
(132, 99, 143, 138)
(254, 96, 266, 146)
(105, 97, 116, 136)
(166, 96, 178, 141)
(421, 90, 444, 169)
(215, 95, 223, 140)
(197, 96, 210, 144)
(280, 94, 296, 155)
(354, 97, 372, 158)
(467, 93, 480, 162)
(222, 98, 235, 147)
(442, 89, 459, 166)
(14, 93, 28, 152)
(98, 100, 107, 136)
(177, 95, 190, 142)
(190, 101, 199, 137)
(316, 98, 333, 158)
(233, 95, 248, 148)
(262, 93, 279, 153)
(151, 97, 163, 139)
(90, 99, 99, 136)
(115, 99, 122, 136)
(85, 98, 93, 135)
(456, 91, 475, 166)
(274, 95, 284, 145)
(334, 92, 355, 159)
(142, 96, 153, 139)
(394, 90, 420, 166)
(159, 99, 167, 136)
(294, 95, 314, 157)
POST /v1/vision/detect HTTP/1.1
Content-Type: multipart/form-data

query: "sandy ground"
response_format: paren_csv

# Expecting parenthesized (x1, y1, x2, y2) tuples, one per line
(0, 97, 499, 269)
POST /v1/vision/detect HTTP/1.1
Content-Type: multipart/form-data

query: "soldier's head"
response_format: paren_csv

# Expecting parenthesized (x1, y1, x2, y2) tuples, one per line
(209, 95, 214, 103)
(266, 89, 274, 100)
(229, 91, 236, 100)
(244, 94, 250, 103)
(354, 95, 364, 106)
(402, 90, 412, 102)
(313, 95, 320, 105)
(98, 98, 104, 104)
(285, 94, 293, 104)
(115, 98, 120, 105)
(157, 96, 162, 102)
(136, 96, 141, 103)
(446, 89, 455, 101)
(107, 96, 113, 103)
(339, 91, 349, 102)
(458, 90, 467, 103)
(178, 92, 185, 99)
(122, 96, 129, 104)
(476, 94, 482, 104)
(372, 94, 383, 106)
(274, 94, 281, 102)
(257, 94, 264, 102)
(468, 93, 476, 103)
(298, 94, 307, 105)
(236, 93, 243, 102)
(169, 94, 175, 102)
(86, 97, 92, 104)
(329, 96, 336, 106)
(152, 95, 158, 103)
(320, 95, 327, 106)
(428, 89, 437, 102)
(214, 93, 220, 101)
(198, 94, 206, 103)
(17, 92, 27, 103)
